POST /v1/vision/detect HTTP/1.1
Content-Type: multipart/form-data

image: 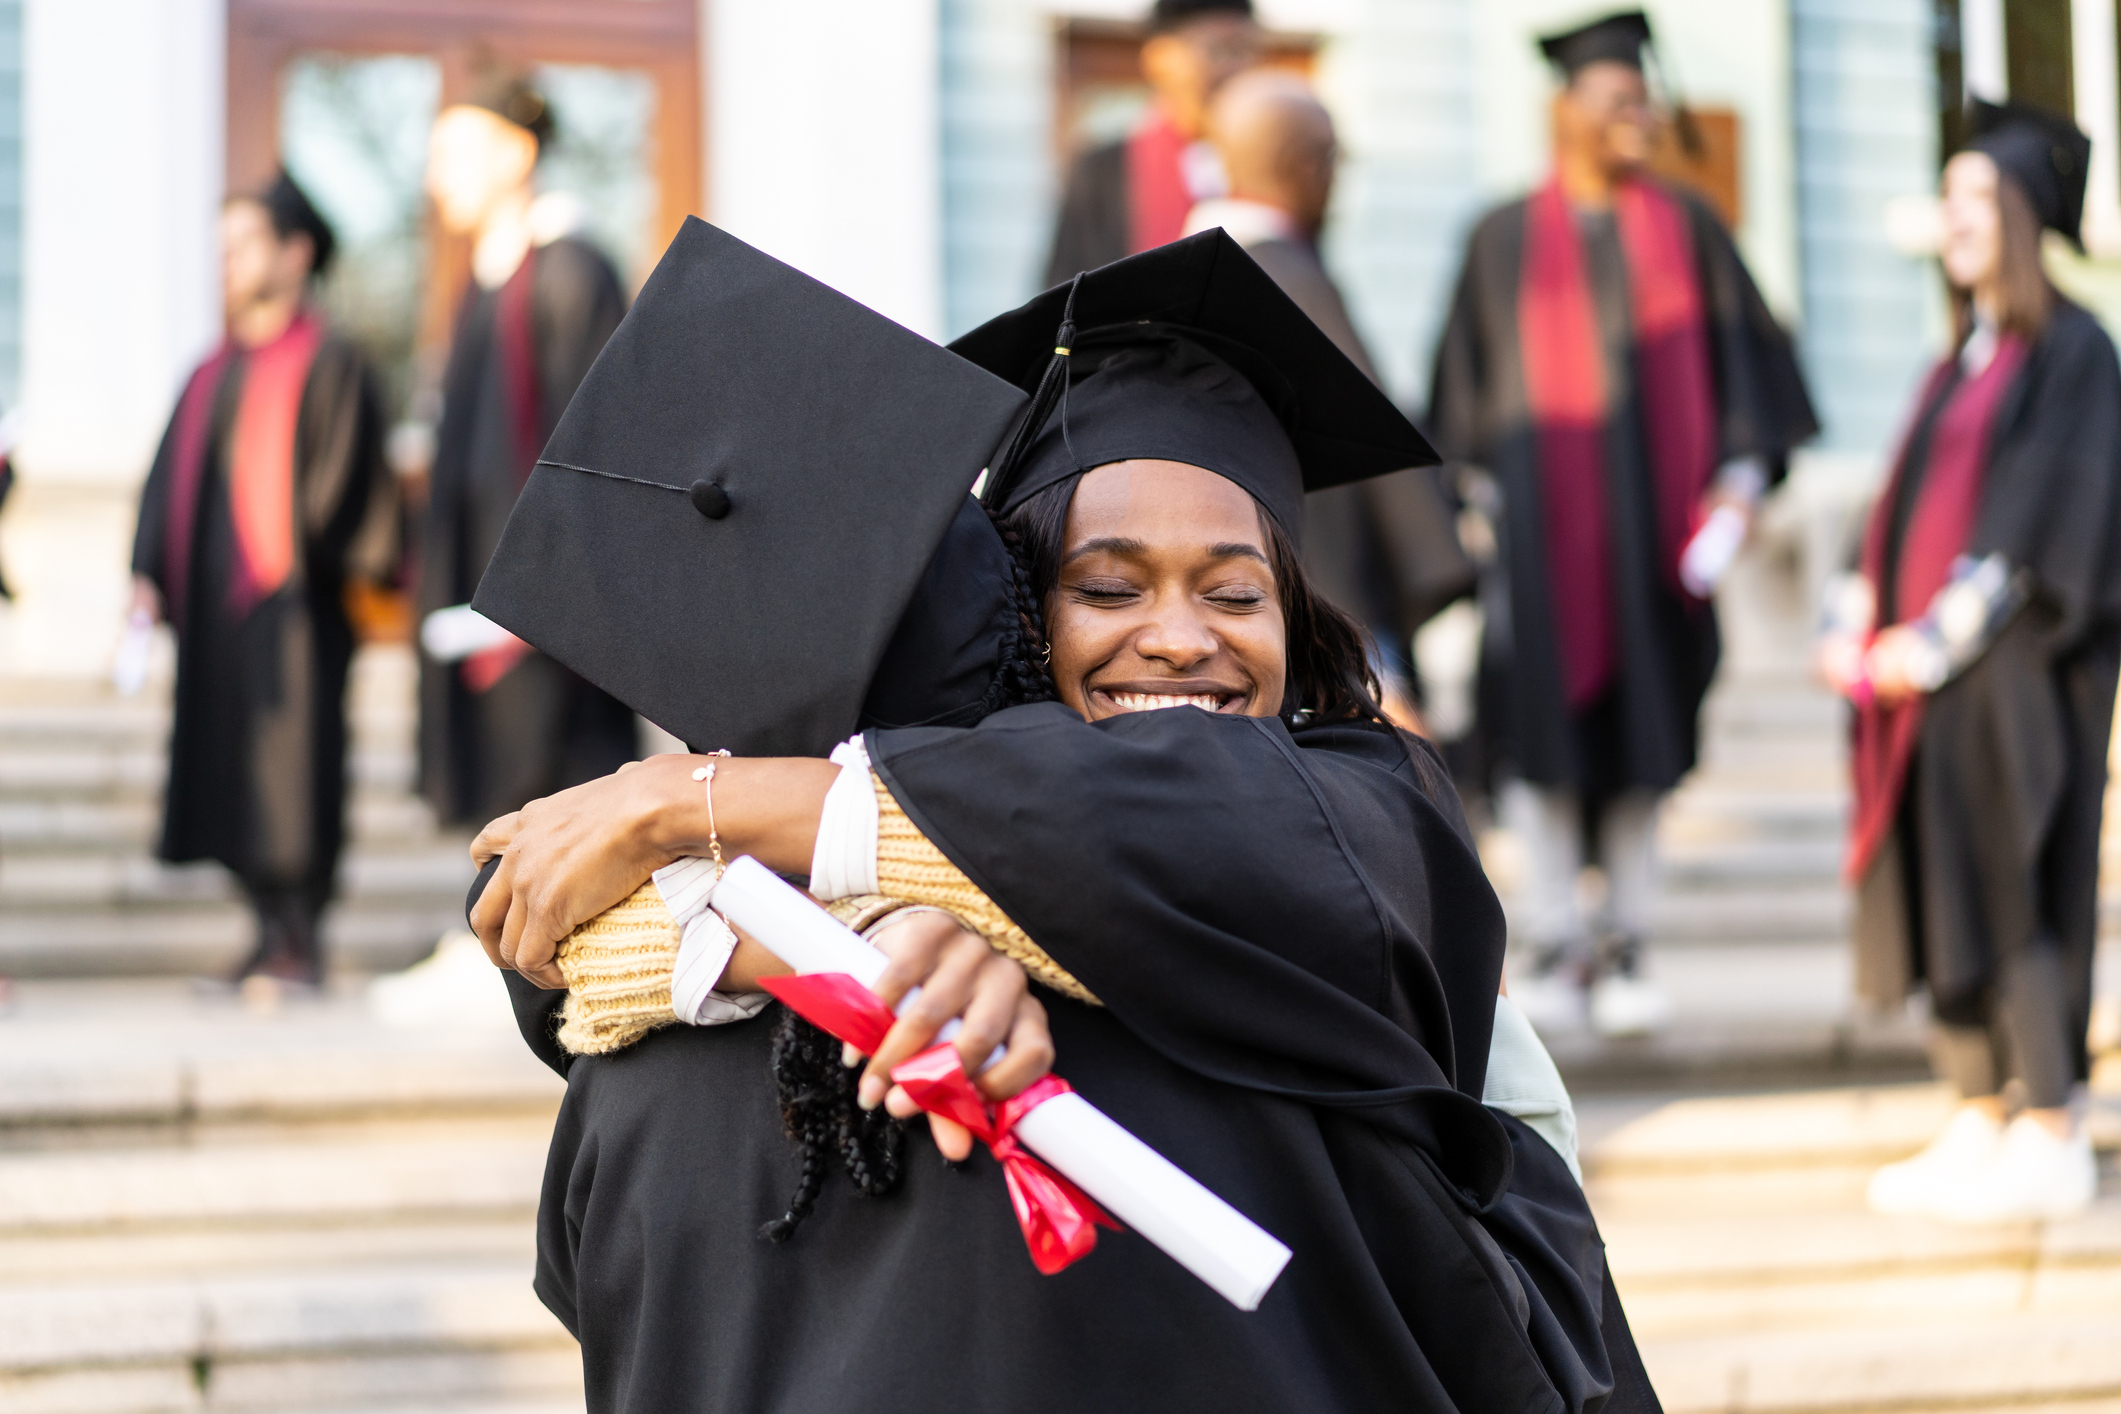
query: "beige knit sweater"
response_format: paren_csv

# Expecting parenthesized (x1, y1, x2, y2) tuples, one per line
(550, 775, 1095, 1056)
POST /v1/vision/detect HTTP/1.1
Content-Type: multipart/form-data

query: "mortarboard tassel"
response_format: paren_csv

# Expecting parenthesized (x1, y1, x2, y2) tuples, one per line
(981, 275, 1083, 510)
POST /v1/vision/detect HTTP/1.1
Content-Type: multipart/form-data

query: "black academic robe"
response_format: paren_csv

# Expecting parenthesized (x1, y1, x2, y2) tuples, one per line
(132, 332, 394, 894)
(1427, 190, 1816, 797)
(1045, 140, 1130, 288)
(420, 237, 638, 826)
(1854, 302, 2121, 1085)
(509, 708, 1656, 1414)
(1241, 235, 1473, 669)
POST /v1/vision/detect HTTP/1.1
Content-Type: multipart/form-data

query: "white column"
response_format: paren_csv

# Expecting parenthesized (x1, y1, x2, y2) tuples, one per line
(3, 0, 223, 677)
(707, 0, 943, 339)
(1961, 0, 2007, 101)
(2073, 0, 2121, 253)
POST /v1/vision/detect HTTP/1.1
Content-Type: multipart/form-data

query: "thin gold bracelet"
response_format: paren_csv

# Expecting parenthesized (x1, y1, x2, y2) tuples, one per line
(689, 750, 734, 868)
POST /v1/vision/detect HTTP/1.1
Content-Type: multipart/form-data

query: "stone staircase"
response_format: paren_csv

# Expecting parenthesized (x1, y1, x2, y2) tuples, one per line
(0, 646, 475, 979)
(0, 977, 579, 1414)
(1586, 1081, 2121, 1414)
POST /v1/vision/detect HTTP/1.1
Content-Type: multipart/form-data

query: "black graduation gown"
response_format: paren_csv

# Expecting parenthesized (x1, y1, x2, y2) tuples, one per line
(131, 333, 394, 894)
(419, 237, 637, 827)
(1427, 190, 1816, 797)
(1045, 140, 1130, 287)
(1241, 235, 1474, 667)
(510, 707, 1656, 1414)
(1854, 302, 2121, 1083)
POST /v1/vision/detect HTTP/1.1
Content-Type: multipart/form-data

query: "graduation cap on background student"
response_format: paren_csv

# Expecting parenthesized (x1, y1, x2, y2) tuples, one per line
(1967, 98, 2093, 251)
(471, 218, 1027, 757)
(954, 228, 1439, 538)
(1537, 9, 1705, 158)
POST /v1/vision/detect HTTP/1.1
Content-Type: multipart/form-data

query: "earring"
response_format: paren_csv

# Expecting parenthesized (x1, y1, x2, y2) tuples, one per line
(1037, 641, 1053, 668)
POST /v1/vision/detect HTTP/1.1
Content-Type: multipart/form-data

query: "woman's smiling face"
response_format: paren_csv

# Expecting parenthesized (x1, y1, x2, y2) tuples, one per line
(1047, 459, 1287, 721)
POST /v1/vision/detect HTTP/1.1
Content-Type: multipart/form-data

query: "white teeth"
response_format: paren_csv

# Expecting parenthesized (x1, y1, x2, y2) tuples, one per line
(1108, 692, 1228, 713)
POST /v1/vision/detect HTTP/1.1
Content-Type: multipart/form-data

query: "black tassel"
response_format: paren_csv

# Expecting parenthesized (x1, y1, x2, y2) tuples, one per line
(982, 275, 1083, 510)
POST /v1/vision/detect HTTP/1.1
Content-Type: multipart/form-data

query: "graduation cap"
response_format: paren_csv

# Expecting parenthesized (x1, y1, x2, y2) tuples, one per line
(1967, 98, 2092, 251)
(470, 218, 1028, 756)
(1149, 0, 1253, 32)
(1537, 10, 1651, 75)
(953, 229, 1438, 541)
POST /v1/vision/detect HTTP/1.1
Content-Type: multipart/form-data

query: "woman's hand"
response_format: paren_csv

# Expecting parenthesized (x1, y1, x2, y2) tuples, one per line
(1815, 630, 1867, 697)
(1863, 625, 1929, 706)
(850, 910, 1055, 1162)
(468, 755, 699, 987)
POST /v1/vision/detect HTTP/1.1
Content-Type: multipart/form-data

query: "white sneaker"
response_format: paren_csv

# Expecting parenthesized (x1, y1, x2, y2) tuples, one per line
(1930, 1115, 2097, 1224)
(1867, 1105, 2005, 1216)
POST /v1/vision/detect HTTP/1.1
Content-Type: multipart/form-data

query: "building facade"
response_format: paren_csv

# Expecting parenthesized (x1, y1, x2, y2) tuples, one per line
(1, 0, 2116, 678)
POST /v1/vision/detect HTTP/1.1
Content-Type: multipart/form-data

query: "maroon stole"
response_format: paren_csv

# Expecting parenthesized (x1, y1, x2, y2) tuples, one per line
(162, 312, 325, 622)
(1126, 111, 1193, 256)
(1845, 337, 2028, 882)
(1517, 177, 1719, 710)
(463, 252, 543, 693)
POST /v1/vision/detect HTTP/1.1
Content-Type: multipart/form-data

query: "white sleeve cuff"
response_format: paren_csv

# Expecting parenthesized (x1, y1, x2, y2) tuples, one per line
(1483, 994, 1581, 1181)
(654, 856, 769, 1026)
(808, 735, 880, 900)
(1712, 455, 1768, 505)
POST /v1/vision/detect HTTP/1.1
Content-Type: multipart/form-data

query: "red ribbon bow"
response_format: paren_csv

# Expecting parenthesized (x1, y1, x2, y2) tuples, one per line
(758, 972, 1119, 1274)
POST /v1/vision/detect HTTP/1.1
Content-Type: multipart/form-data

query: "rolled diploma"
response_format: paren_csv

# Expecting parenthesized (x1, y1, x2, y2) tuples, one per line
(712, 855, 1293, 1311)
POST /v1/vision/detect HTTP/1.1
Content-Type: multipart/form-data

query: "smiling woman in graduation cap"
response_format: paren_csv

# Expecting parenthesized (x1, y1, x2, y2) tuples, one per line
(466, 222, 1658, 1413)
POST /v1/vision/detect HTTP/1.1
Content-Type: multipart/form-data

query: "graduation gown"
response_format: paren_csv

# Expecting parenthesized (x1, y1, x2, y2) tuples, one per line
(420, 236, 637, 826)
(1852, 302, 2121, 1083)
(131, 321, 394, 893)
(1045, 114, 1202, 286)
(509, 708, 1657, 1414)
(1427, 183, 1816, 796)
(1239, 235, 1474, 666)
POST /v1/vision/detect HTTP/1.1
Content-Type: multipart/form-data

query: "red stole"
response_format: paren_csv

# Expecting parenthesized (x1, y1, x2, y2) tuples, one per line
(1126, 111, 1195, 255)
(494, 247, 543, 483)
(1844, 337, 2028, 882)
(1517, 178, 1719, 709)
(162, 312, 325, 622)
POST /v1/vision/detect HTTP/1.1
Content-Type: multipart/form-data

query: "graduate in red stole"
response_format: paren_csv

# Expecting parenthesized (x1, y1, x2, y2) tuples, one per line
(1044, 0, 1261, 285)
(1427, 12, 1816, 1037)
(130, 173, 397, 985)
(1828, 102, 2120, 1225)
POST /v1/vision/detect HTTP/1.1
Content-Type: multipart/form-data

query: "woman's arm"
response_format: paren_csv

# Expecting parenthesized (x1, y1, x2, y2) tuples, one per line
(469, 753, 839, 987)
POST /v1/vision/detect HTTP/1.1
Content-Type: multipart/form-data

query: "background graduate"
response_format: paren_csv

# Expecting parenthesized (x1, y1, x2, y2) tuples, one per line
(417, 69, 636, 829)
(1426, 11, 1817, 1036)
(1044, 0, 1261, 284)
(130, 172, 397, 986)
(464, 225, 1656, 1413)
(1823, 101, 2121, 1225)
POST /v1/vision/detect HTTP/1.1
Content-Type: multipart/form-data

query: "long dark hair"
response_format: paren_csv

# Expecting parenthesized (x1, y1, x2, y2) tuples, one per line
(1949, 166, 2057, 345)
(999, 472, 1386, 724)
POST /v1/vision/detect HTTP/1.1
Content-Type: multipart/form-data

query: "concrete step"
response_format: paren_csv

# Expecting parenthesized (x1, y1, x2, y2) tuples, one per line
(0, 745, 416, 802)
(0, 904, 469, 978)
(0, 850, 474, 910)
(0, 795, 449, 854)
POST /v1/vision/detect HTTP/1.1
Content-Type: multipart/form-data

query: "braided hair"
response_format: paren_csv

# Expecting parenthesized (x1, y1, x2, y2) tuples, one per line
(760, 508, 1058, 1243)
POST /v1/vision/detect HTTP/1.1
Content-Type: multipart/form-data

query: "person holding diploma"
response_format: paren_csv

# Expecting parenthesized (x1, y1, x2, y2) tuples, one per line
(1825, 101, 2120, 1224)
(468, 225, 1654, 1412)
(1426, 12, 1817, 1036)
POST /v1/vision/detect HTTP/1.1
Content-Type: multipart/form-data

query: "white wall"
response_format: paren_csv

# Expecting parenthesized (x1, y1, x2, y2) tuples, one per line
(1, 0, 223, 677)
(19, 0, 223, 484)
(708, 0, 944, 338)
(1468, 0, 1801, 323)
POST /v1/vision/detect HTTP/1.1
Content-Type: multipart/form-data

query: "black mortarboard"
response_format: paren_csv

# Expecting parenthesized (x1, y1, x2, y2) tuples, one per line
(471, 218, 1028, 755)
(953, 230, 1437, 541)
(1148, 0, 1254, 33)
(1967, 98, 2092, 251)
(1538, 10, 1652, 76)
(251, 170, 337, 277)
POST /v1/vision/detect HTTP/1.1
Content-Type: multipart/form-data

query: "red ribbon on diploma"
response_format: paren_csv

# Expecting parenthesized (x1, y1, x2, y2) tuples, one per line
(758, 972, 1119, 1274)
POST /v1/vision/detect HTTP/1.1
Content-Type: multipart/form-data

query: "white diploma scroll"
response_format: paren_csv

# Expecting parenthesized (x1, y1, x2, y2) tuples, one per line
(712, 855, 1294, 1310)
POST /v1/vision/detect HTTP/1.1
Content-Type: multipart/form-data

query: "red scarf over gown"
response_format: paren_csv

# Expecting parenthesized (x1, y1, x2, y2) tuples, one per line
(1844, 337, 2028, 882)
(1516, 177, 1720, 710)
